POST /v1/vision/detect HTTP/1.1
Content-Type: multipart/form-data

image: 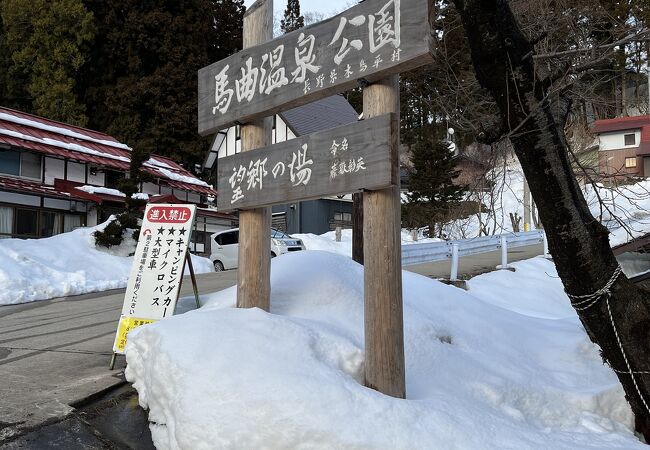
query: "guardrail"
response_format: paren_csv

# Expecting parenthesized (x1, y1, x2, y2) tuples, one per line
(402, 230, 547, 280)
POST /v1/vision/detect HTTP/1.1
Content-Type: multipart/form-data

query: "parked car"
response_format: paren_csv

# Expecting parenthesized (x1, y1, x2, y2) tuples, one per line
(209, 228, 306, 271)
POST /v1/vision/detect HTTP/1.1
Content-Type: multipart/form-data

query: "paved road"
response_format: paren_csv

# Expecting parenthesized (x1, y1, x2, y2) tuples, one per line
(0, 243, 542, 442)
(405, 243, 544, 279)
(0, 271, 238, 441)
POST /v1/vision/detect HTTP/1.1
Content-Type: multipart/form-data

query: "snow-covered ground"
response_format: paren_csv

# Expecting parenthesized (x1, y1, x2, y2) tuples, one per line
(295, 228, 442, 257)
(125, 252, 642, 449)
(0, 222, 213, 305)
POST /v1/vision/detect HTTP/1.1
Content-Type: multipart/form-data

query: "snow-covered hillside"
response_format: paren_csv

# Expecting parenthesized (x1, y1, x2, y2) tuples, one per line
(440, 158, 650, 247)
(0, 222, 213, 305)
(125, 252, 642, 449)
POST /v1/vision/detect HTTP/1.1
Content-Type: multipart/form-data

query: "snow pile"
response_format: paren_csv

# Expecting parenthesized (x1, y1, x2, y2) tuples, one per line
(296, 228, 442, 257)
(583, 179, 650, 247)
(125, 252, 642, 449)
(0, 222, 213, 305)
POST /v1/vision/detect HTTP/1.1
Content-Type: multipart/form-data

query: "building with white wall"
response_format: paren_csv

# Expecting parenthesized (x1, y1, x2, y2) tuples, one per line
(0, 106, 234, 246)
(593, 115, 650, 179)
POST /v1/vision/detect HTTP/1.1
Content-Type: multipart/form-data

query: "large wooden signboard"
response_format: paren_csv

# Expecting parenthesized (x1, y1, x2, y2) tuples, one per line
(198, 0, 433, 135)
(112, 204, 196, 354)
(217, 114, 395, 210)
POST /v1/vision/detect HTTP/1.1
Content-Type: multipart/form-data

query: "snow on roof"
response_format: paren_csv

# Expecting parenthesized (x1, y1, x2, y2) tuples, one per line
(0, 106, 215, 195)
(0, 111, 131, 151)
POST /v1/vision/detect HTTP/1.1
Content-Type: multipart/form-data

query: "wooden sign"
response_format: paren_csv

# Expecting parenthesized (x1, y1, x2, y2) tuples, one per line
(198, 0, 432, 135)
(217, 114, 395, 210)
(112, 204, 196, 354)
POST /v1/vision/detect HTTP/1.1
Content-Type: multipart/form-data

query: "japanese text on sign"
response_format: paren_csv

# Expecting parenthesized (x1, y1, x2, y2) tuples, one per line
(198, 0, 432, 134)
(217, 114, 395, 211)
(112, 204, 197, 354)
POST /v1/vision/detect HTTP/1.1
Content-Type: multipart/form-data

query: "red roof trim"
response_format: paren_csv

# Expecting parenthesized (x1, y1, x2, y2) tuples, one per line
(0, 175, 89, 201)
(593, 115, 650, 134)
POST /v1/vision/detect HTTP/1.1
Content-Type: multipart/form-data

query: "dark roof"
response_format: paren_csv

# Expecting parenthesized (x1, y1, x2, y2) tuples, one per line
(280, 95, 359, 136)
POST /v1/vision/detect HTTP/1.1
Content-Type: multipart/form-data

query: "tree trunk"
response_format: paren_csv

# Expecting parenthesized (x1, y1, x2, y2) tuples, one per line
(453, 0, 650, 440)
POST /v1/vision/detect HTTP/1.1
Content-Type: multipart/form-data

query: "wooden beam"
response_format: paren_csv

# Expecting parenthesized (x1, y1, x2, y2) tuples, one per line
(363, 75, 405, 398)
(198, 0, 433, 135)
(237, 0, 272, 311)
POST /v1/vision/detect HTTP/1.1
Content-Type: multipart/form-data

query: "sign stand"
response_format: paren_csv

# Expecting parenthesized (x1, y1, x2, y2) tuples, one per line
(109, 204, 202, 370)
(108, 254, 202, 370)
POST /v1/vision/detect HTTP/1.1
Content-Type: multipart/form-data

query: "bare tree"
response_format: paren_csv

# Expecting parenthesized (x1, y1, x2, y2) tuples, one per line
(451, 0, 650, 439)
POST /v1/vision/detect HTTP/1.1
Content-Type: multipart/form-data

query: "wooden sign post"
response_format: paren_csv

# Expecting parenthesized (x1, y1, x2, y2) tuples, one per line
(363, 76, 404, 398)
(199, 0, 433, 398)
(237, 0, 273, 311)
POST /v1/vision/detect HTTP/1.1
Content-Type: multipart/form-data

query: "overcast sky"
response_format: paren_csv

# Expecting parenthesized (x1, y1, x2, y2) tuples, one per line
(244, 0, 354, 23)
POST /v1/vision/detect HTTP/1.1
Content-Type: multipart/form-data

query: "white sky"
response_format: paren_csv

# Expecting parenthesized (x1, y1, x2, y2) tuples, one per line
(244, 0, 354, 22)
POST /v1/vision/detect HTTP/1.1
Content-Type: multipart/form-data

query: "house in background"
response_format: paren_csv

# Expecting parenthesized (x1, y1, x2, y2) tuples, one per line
(593, 115, 650, 179)
(0, 106, 235, 253)
(204, 95, 358, 235)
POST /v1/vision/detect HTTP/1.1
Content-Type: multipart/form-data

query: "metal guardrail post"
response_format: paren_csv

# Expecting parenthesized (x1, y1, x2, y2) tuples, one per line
(500, 235, 508, 269)
(450, 243, 459, 281)
(543, 232, 549, 258)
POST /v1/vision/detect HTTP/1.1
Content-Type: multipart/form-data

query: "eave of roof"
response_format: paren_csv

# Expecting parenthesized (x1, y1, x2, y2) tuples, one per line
(593, 115, 650, 134)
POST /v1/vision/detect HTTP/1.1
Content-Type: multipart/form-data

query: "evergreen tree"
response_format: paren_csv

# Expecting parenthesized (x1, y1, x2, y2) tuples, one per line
(80, 0, 245, 170)
(281, 0, 304, 34)
(0, 0, 94, 125)
(402, 127, 466, 237)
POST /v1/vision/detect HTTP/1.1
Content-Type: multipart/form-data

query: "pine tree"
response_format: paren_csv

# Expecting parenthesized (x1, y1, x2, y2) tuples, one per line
(281, 0, 304, 34)
(0, 0, 94, 125)
(402, 127, 466, 237)
(80, 0, 245, 170)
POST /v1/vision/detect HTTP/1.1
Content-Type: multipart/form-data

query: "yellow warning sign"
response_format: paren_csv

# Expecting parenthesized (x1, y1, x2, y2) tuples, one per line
(113, 316, 156, 354)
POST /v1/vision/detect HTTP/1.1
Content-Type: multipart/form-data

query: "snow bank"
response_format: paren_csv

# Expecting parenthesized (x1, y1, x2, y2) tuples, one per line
(125, 252, 641, 449)
(296, 228, 442, 257)
(0, 222, 213, 305)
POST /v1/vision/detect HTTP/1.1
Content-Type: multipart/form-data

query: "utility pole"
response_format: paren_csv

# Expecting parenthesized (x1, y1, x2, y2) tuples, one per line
(523, 178, 531, 231)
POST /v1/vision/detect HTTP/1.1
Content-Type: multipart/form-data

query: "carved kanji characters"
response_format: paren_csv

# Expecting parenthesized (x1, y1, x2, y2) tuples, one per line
(329, 15, 366, 65)
(289, 144, 313, 186)
(291, 33, 321, 83)
(259, 45, 288, 95)
(368, 0, 401, 53)
(246, 158, 268, 190)
(212, 65, 233, 114)
(236, 57, 259, 102)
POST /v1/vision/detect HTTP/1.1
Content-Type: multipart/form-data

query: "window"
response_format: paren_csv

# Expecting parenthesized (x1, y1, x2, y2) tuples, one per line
(334, 212, 352, 222)
(0, 206, 13, 236)
(625, 157, 637, 168)
(0, 150, 42, 178)
(15, 208, 38, 237)
(217, 231, 238, 246)
(105, 170, 125, 189)
(64, 214, 82, 232)
(0, 149, 20, 175)
(40, 211, 62, 237)
(625, 133, 636, 146)
(21, 152, 42, 179)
